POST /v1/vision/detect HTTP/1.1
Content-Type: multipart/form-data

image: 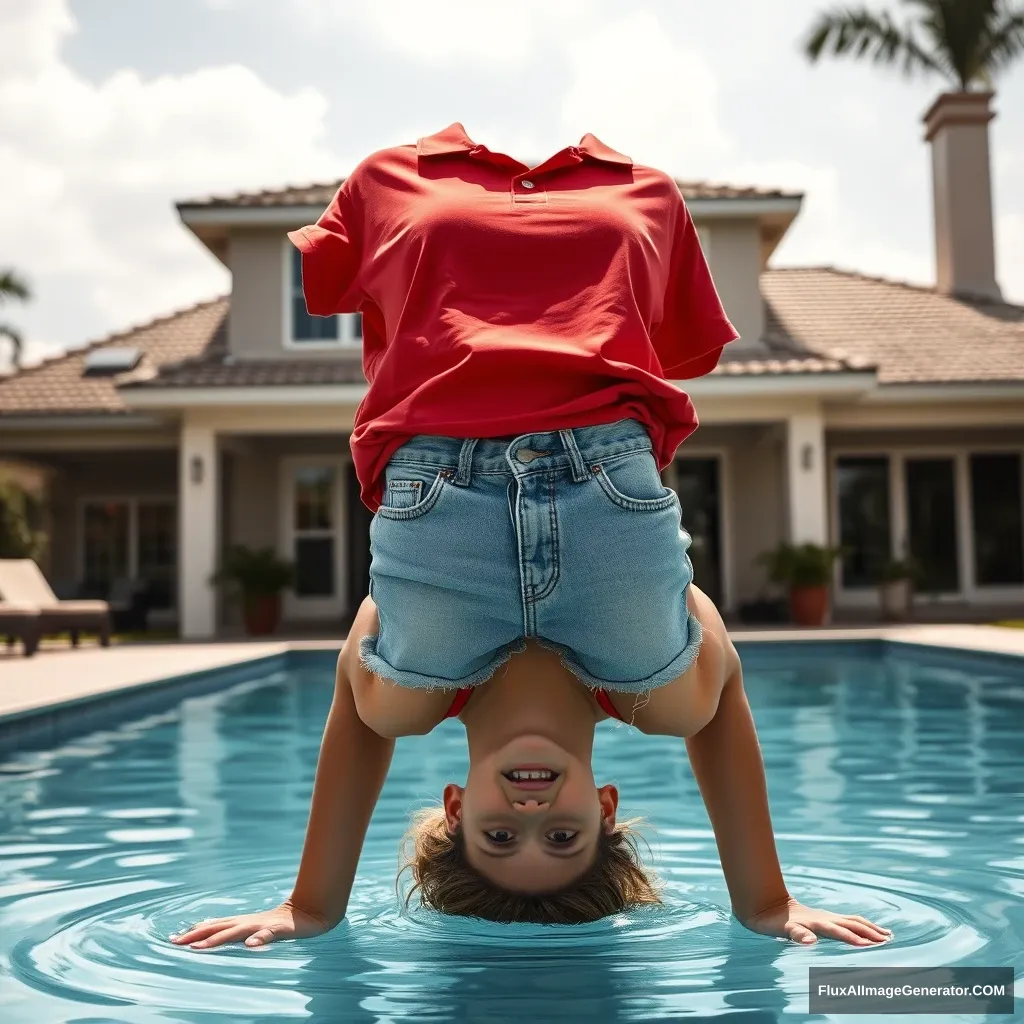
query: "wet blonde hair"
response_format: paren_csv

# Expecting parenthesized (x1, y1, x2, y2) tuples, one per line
(398, 806, 662, 924)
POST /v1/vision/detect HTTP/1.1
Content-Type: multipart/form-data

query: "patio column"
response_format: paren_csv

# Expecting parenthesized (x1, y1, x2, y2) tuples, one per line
(785, 409, 828, 545)
(179, 420, 218, 639)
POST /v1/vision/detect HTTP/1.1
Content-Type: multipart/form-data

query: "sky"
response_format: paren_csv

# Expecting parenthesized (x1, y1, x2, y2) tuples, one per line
(1, 0, 1023, 368)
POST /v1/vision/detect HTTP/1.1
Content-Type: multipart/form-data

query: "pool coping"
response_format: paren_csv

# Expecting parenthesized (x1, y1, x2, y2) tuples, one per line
(1, 625, 1022, 758)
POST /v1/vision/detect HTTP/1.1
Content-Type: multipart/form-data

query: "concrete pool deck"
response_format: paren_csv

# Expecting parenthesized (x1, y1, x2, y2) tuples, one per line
(1, 623, 1023, 726)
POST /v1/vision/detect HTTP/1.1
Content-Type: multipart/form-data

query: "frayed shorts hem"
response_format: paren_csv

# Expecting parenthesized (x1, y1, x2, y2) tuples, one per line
(533, 611, 704, 694)
(358, 634, 528, 691)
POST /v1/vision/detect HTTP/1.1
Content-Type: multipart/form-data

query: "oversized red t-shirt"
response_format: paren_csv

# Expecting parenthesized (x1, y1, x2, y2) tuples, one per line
(289, 123, 738, 511)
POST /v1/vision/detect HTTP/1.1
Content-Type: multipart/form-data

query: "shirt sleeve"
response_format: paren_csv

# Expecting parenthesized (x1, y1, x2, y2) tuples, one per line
(286, 180, 363, 317)
(652, 193, 739, 379)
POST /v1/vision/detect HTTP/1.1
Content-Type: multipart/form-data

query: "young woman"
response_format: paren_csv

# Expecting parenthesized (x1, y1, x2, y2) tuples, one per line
(172, 124, 889, 948)
(171, 586, 891, 948)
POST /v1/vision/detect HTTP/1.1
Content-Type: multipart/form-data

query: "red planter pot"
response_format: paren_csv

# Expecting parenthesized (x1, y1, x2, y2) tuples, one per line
(788, 585, 830, 627)
(243, 595, 281, 636)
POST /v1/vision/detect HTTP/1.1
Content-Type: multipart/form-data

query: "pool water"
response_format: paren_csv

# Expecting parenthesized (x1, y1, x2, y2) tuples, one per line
(0, 645, 1021, 1023)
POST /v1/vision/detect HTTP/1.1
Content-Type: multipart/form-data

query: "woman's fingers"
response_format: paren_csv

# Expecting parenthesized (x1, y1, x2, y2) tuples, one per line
(170, 919, 235, 944)
(784, 921, 818, 944)
(843, 915, 892, 939)
(814, 920, 873, 946)
(189, 923, 259, 949)
(841, 916, 890, 942)
(245, 927, 277, 948)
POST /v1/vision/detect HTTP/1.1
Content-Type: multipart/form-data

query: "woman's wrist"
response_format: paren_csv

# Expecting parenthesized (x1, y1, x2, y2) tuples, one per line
(733, 889, 793, 924)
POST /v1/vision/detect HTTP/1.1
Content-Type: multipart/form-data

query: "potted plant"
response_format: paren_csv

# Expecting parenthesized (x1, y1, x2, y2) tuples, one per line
(879, 558, 915, 622)
(756, 542, 842, 627)
(212, 546, 294, 636)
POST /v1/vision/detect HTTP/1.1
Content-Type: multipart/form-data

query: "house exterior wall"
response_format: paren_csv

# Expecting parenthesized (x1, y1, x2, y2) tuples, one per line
(227, 230, 285, 359)
(699, 219, 765, 345)
(723, 429, 786, 603)
(46, 452, 178, 588)
(224, 218, 768, 361)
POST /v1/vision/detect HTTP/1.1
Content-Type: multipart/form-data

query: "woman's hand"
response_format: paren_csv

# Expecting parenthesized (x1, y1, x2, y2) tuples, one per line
(740, 896, 892, 946)
(169, 900, 333, 950)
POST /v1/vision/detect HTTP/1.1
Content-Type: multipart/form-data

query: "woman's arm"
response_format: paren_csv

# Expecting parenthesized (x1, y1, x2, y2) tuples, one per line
(289, 638, 396, 925)
(685, 625, 890, 946)
(170, 625, 394, 950)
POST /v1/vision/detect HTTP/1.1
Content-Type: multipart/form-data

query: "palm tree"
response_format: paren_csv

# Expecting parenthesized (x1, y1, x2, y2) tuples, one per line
(803, 0, 1024, 91)
(0, 269, 31, 371)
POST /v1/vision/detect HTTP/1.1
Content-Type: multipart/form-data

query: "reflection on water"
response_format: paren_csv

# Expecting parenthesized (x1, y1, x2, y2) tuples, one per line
(0, 646, 1021, 1022)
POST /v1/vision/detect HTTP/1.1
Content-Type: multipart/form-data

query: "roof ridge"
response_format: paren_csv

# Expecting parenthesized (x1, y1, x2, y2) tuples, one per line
(673, 178, 803, 199)
(179, 179, 346, 208)
(766, 264, 1024, 310)
(2, 294, 228, 383)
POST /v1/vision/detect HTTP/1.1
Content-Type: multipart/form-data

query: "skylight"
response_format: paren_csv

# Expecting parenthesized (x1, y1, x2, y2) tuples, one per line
(82, 347, 142, 376)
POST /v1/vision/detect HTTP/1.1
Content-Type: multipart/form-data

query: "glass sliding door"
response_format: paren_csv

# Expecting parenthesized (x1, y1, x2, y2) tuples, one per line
(82, 501, 130, 594)
(905, 458, 959, 593)
(970, 453, 1024, 586)
(672, 458, 723, 607)
(137, 500, 177, 609)
(835, 457, 891, 588)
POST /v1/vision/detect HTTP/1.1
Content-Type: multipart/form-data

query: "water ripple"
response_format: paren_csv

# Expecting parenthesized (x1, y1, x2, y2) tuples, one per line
(0, 650, 1021, 1023)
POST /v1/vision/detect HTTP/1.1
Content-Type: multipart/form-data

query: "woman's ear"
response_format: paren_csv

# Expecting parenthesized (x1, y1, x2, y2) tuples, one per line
(443, 783, 465, 833)
(598, 784, 619, 834)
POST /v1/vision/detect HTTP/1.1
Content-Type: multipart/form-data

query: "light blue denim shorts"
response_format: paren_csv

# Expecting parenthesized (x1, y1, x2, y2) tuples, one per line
(360, 419, 702, 694)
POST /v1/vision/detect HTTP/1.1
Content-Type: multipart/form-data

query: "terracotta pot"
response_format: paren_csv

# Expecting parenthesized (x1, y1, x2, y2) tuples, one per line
(243, 594, 281, 636)
(879, 578, 912, 621)
(788, 585, 830, 627)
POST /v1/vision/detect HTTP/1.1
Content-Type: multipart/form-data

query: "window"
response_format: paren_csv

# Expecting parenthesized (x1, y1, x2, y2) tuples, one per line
(836, 457, 891, 588)
(288, 246, 362, 347)
(293, 467, 336, 598)
(81, 498, 177, 609)
(970, 453, 1024, 586)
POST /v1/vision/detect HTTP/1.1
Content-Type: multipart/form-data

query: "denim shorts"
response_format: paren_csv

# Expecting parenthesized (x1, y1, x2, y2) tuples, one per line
(359, 418, 702, 694)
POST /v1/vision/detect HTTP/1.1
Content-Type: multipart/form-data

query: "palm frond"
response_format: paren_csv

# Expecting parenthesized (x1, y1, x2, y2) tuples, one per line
(803, 6, 950, 81)
(0, 323, 23, 369)
(0, 270, 31, 304)
(976, 9, 1024, 78)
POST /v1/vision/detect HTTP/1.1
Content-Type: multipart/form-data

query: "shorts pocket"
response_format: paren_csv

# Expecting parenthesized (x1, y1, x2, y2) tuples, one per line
(377, 463, 451, 521)
(592, 449, 679, 512)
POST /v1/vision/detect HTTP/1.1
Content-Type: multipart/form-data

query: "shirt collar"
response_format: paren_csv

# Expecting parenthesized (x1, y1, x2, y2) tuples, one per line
(416, 122, 632, 167)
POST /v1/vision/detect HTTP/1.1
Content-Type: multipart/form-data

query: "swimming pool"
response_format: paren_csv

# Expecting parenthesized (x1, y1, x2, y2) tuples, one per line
(0, 643, 1021, 1023)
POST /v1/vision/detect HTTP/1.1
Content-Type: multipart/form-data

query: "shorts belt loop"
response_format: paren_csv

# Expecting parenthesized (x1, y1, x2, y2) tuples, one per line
(559, 429, 589, 483)
(453, 438, 478, 486)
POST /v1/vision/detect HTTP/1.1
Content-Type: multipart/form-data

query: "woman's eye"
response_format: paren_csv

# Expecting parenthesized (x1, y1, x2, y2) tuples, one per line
(485, 829, 515, 844)
(547, 830, 578, 845)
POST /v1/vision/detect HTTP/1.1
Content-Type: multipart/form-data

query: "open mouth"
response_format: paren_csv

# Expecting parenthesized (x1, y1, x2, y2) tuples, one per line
(503, 767, 560, 790)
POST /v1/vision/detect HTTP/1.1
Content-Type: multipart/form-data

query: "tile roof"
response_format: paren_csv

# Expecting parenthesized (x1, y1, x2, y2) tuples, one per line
(0, 297, 228, 416)
(762, 267, 1024, 384)
(2, 267, 1022, 416)
(178, 179, 802, 210)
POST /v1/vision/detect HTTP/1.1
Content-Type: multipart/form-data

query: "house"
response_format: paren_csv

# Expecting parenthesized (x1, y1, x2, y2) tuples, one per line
(1, 94, 1022, 637)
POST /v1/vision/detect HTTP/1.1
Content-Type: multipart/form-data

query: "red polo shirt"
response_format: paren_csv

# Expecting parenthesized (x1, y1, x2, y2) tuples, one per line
(289, 123, 738, 511)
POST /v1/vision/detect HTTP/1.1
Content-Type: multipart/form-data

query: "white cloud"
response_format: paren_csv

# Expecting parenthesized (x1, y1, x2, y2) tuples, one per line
(0, 0, 346, 364)
(297, 0, 595, 67)
(560, 10, 730, 170)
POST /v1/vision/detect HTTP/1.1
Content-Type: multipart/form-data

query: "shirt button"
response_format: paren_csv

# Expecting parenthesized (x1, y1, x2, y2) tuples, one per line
(520, 179, 535, 189)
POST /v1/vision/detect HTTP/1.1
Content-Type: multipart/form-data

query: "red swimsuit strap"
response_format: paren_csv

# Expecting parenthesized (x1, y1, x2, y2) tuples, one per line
(444, 686, 624, 722)
(444, 687, 474, 718)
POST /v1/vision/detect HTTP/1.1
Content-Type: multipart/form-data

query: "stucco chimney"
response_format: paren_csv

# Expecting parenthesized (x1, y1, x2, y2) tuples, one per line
(923, 91, 1002, 301)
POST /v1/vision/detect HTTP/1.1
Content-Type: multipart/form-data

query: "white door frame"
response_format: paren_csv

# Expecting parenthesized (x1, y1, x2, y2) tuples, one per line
(829, 444, 1024, 607)
(664, 448, 734, 612)
(278, 456, 348, 620)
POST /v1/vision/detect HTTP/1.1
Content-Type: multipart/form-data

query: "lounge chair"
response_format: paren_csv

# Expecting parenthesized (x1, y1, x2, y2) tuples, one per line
(0, 603, 42, 657)
(0, 559, 111, 647)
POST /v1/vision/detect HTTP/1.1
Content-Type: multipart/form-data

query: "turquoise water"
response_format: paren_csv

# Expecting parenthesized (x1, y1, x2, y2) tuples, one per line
(0, 645, 1021, 1023)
